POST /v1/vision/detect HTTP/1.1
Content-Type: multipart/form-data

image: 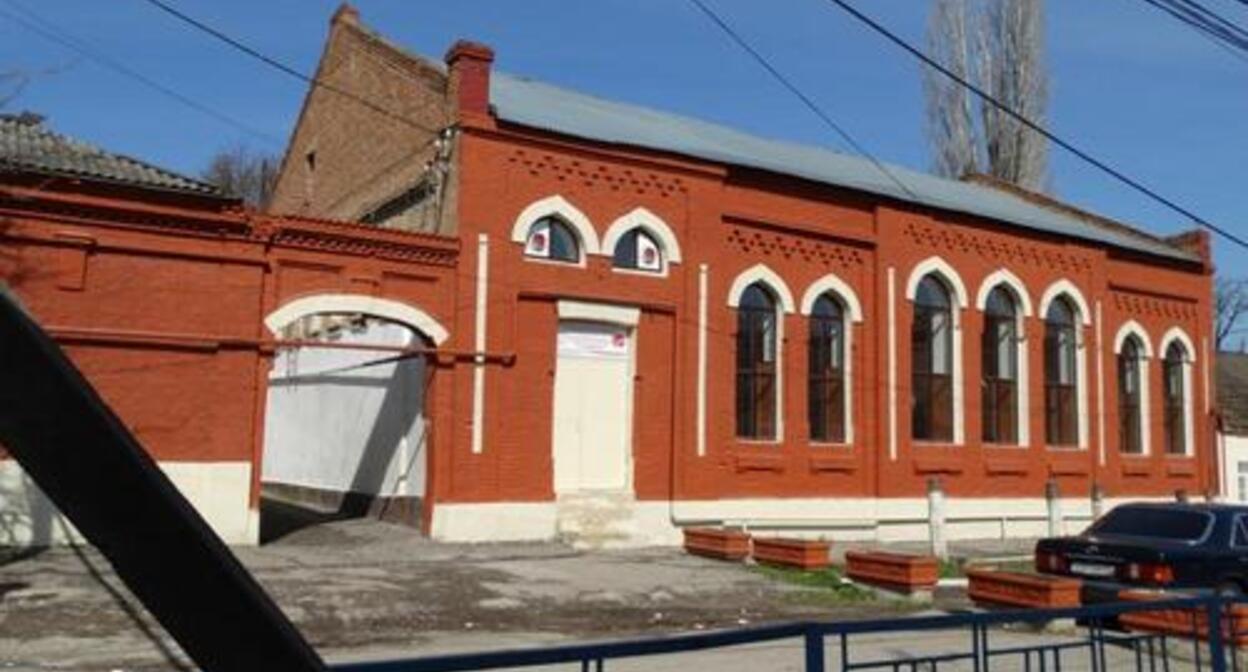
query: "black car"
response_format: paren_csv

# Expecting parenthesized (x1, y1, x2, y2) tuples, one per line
(1035, 502, 1248, 593)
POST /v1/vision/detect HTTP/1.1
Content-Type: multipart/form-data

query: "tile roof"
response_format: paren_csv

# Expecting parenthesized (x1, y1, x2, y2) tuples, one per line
(0, 113, 222, 196)
(1219, 352, 1248, 436)
(489, 73, 1199, 264)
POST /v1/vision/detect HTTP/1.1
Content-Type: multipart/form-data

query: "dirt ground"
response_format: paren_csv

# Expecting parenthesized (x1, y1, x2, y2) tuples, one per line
(0, 519, 1021, 671)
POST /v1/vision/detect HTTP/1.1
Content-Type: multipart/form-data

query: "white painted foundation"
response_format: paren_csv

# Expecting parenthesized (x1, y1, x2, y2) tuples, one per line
(430, 496, 1151, 548)
(0, 459, 256, 545)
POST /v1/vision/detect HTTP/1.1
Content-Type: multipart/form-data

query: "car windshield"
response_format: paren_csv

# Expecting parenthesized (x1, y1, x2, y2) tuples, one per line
(1089, 506, 1213, 542)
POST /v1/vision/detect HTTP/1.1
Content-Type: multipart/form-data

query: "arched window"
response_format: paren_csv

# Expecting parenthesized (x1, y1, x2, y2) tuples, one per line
(1118, 337, 1144, 454)
(1044, 298, 1079, 446)
(1164, 341, 1188, 455)
(912, 275, 954, 441)
(808, 294, 846, 443)
(524, 216, 580, 263)
(612, 228, 662, 272)
(736, 283, 778, 439)
(982, 287, 1019, 444)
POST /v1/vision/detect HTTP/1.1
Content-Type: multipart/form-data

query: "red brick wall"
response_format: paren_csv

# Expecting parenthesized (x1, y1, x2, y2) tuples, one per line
(446, 117, 1214, 506)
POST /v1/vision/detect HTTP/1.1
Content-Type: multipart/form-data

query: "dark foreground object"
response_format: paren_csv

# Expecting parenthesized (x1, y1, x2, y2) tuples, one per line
(0, 293, 326, 671)
(1036, 502, 1248, 593)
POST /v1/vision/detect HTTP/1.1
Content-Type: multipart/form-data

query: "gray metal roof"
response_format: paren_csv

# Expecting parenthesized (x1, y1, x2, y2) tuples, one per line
(0, 113, 221, 196)
(490, 73, 1197, 263)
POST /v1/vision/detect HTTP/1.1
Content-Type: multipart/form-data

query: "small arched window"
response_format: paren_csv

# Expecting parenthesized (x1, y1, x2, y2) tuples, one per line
(1044, 298, 1079, 446)
(736, 283, 778, 440)
(524, 216, 580, 263)
(808, 294, 846, 443)
(1163, 341, 1188, 455)
(612, 228, 662, 272)
(912, 275, 954, 441)
(1118, 336, 1144, 454)
(982, 287, 1019, 444)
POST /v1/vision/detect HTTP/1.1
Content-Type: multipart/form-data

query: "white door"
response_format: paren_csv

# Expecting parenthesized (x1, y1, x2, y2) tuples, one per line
(552, 321, 633, 493)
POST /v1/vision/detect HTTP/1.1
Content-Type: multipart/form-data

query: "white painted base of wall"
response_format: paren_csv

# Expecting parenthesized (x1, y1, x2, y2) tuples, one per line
(431, 496, 1158, 548)
(0, 459, 257, 546)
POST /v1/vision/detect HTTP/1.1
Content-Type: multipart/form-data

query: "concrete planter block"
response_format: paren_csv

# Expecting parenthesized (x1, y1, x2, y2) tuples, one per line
(682, 527, 751, 561)
(1118, 590, 1248, 645)
(845, 551, 939, 591)
(752, 537, 830, 570)
(966, 569, 1081, 609)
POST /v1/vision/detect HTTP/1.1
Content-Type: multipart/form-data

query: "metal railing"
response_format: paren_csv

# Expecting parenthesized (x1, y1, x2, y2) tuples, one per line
(336, 595, 1248, 672)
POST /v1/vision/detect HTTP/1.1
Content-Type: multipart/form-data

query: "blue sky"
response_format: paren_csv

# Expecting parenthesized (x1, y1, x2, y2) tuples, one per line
(1, 1, 1244, 271)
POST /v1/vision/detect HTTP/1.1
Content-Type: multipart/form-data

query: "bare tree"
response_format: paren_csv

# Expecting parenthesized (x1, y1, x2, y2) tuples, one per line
(924, 0, 1050, 191)
(1217, 276, 1248, 352)
(201, 145, 280, 208)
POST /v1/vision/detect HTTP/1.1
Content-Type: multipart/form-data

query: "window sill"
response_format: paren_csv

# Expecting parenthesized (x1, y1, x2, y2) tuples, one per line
(983, 443, 1027, 450)
(808, 450, 856, 473)
(733, 451, 785, 473)
(1044, 444, 1085, 452)
(983, 453, 1031, 475)
(911, 446, 964, 474)
(521, 255, 586, 269)
(1165, 458, 1197, 477)
(1119, 457, 1152, 477)
(609, 266, 669, 279)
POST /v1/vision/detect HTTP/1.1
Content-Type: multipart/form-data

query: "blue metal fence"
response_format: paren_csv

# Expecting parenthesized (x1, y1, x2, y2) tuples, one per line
(335, 595, 1248, 672)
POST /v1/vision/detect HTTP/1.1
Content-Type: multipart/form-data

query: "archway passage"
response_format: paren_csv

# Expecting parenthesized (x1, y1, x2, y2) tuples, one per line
(260, 308, 435, 542)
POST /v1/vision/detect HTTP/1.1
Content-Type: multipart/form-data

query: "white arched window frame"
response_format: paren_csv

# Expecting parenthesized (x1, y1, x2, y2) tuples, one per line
(1114, 320, 1154, 456)
(1038, 280, 1092, 450)
(800, 274, 864, 445)
(975, 270, 1033, 447)
(599, 207, 682, 277)
(905, 257, 968, 445)
(728, 264, 795, 441)
(1159, 326, 1197, 457)
(509, 195, 600, 267)
(265, 293, 449, 345)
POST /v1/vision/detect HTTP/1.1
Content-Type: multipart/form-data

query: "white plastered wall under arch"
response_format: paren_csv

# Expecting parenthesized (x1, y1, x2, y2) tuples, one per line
(262, 294, 447, 521)
(1159, 326, 1197, 456)
(1113, 320, 1153, 455)
(800, 273, 863, 445)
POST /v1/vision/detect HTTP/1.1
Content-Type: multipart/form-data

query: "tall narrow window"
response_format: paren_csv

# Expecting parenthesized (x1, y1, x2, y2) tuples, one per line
(1118, 337, 1144, 454)
(912, 275, 954, 441)
(982, 287, 1019, 444)
(736, 283, 778, 439)
(1044, 298, 1079, 446)
(808, 294, 846, 443)
(1164, 341, 1188, 455)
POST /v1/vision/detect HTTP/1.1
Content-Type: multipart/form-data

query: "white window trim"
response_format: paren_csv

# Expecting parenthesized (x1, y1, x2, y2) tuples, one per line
(510, 195, 600, 265)
(904, 257, 967, 446)
(800, 274, 863, 446)
(1039, 280, 1092, 450)
(1159, 326, 1197, 457)
(264, 294, 449, 345)
(975, 269, 1034, 317)
(1038, 279, 1092, 326)
(727, 264, 797, 313)
(728, 264, 794, 442)
(599, 207, 682, 277)
(976, 279, 1031, 447)
(1114, 321, 1153, 456)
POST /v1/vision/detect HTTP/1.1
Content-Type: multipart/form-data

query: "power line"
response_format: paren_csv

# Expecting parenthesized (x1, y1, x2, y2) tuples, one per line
(1140, 0, 1248, 62)
(685, 0, 919, 200)
(0, 0, 281, 146)
(138, 0, 440, 137)
(824, 0, 1248, 253)
(1140, 0, 1248, 60)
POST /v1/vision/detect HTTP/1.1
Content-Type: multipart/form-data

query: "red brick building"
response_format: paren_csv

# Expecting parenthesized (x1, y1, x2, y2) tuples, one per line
(262, 7, 1216, 546)
(1, 5, 1217, 548)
